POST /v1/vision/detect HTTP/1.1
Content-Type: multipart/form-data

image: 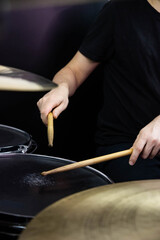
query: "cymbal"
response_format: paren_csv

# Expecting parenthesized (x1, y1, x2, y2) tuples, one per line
(0, 65, 57, 92)
(19, 180, 160, 240)
(3, 0, 101, 10)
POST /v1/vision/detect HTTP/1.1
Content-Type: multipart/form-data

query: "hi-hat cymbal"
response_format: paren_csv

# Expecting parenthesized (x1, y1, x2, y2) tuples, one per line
(0, 65, 57, 92)
(19, 180, 160, 240)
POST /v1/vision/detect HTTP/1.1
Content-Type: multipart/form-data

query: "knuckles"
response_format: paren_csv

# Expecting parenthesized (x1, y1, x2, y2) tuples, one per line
(134, 146, 142, 153)
(139, 129, 148, 140)
(150, 137, 160, 146)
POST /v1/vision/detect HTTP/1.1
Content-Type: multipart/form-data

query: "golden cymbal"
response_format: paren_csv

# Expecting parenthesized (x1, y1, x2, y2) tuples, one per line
(19, 180, 160, 240)
(0, 65, 57, 92)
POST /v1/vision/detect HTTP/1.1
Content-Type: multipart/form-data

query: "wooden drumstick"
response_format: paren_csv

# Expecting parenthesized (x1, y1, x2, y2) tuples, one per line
(47, 112, 54, 147)
(41, 148, 133, 176)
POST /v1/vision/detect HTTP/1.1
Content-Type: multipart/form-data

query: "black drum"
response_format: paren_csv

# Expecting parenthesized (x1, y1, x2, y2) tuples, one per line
(0, 153, 112, 239)
(0, 124, 37, 154)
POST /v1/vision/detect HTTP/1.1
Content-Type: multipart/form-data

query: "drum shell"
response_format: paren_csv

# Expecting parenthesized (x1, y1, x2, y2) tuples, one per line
(0, 124, 37, 154)
(0, 213, 30, 240)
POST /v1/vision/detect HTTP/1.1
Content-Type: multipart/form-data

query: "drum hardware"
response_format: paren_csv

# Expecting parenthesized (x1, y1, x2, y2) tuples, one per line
(14, 142, 36, 154)
(0, 65, 57, 92)
(19, 179, 160, 240)
(16, 145, 30, 154)
(0, 144, 29, 154)
(41, 148, 133, 175)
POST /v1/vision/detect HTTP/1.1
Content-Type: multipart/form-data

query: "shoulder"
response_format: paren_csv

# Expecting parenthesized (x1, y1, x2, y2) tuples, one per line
(110, 0, 139, 4)
(96, 0, 141, 22)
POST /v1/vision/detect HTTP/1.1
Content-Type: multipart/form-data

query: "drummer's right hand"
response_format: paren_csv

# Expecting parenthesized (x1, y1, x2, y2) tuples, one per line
(37, 84, 69, 125)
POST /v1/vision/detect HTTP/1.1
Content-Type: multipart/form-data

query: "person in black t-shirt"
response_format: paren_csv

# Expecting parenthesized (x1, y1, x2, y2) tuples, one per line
(37, 0, 160, 182)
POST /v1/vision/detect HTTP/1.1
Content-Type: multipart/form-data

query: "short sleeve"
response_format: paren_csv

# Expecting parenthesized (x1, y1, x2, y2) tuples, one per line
(79, 0, 115, 62)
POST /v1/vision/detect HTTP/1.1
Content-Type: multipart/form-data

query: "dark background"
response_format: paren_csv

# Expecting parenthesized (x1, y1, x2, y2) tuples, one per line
(0, 1, 105, 161)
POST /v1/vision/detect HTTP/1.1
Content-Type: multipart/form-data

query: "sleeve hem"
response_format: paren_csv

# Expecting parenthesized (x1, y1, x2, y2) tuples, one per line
(79, 48, 103, 63)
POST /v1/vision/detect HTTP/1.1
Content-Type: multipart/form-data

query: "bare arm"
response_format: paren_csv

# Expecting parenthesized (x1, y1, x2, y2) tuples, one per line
(37, 51, 99, 125)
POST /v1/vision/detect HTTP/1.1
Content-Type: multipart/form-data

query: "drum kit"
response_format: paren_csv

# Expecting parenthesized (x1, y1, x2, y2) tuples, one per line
(0, 63, 160, 240)
(0, 63, 112, 240)
(0, 0, 160, 233)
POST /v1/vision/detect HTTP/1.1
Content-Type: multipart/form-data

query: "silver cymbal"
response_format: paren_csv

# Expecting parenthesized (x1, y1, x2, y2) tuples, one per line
(19, 180, 160, 240)
(0, 65, 57, 92)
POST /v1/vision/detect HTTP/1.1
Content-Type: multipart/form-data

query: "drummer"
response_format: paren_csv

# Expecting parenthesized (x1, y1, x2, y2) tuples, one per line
(37, 0, 160, 182)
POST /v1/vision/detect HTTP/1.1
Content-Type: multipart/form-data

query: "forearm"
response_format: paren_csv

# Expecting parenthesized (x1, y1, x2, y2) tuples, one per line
(53, 65, 81, 97)
(53, 51, 99, 97)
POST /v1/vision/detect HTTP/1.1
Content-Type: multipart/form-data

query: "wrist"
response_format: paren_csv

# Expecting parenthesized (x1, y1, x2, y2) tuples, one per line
(59, 82, 70, 97)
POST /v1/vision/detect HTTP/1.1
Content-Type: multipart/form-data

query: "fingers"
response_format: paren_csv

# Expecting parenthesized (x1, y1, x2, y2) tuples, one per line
(129, 134, 146, 166)
(37, 97, 56, 125)
(149, 145, 160, 159)
(129, 125, 160, 165)
(37, 99, 68, 125)
(37, 88, 69, 125)
(52, 99, 69, 119)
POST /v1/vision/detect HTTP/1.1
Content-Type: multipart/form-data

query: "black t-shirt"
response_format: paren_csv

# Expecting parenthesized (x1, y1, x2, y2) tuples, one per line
(79, 0, 160, 145)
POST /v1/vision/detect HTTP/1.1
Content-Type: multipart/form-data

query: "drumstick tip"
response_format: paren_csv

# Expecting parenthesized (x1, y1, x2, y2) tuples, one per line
(48, 143, 53, 147)
(41, 171, 47, 176)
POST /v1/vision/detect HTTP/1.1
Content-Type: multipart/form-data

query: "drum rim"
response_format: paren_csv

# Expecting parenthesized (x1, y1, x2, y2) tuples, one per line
(0, 124, 33, 153)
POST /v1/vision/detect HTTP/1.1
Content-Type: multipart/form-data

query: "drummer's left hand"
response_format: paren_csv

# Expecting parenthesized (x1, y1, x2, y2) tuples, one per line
(129, 115, 160, 165)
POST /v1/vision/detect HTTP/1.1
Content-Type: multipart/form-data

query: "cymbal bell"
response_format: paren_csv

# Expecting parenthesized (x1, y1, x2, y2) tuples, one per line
(0, 65, 57, 92)
(19, 180, 160, 240)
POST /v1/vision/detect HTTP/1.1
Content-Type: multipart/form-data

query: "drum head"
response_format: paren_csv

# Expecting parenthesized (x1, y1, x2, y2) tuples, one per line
(0, 125, 33, 153)
(0, 154, 111, 218)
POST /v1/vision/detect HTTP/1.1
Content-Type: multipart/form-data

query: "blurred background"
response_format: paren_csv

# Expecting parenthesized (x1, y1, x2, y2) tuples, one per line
(0, 0, 106, 161)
